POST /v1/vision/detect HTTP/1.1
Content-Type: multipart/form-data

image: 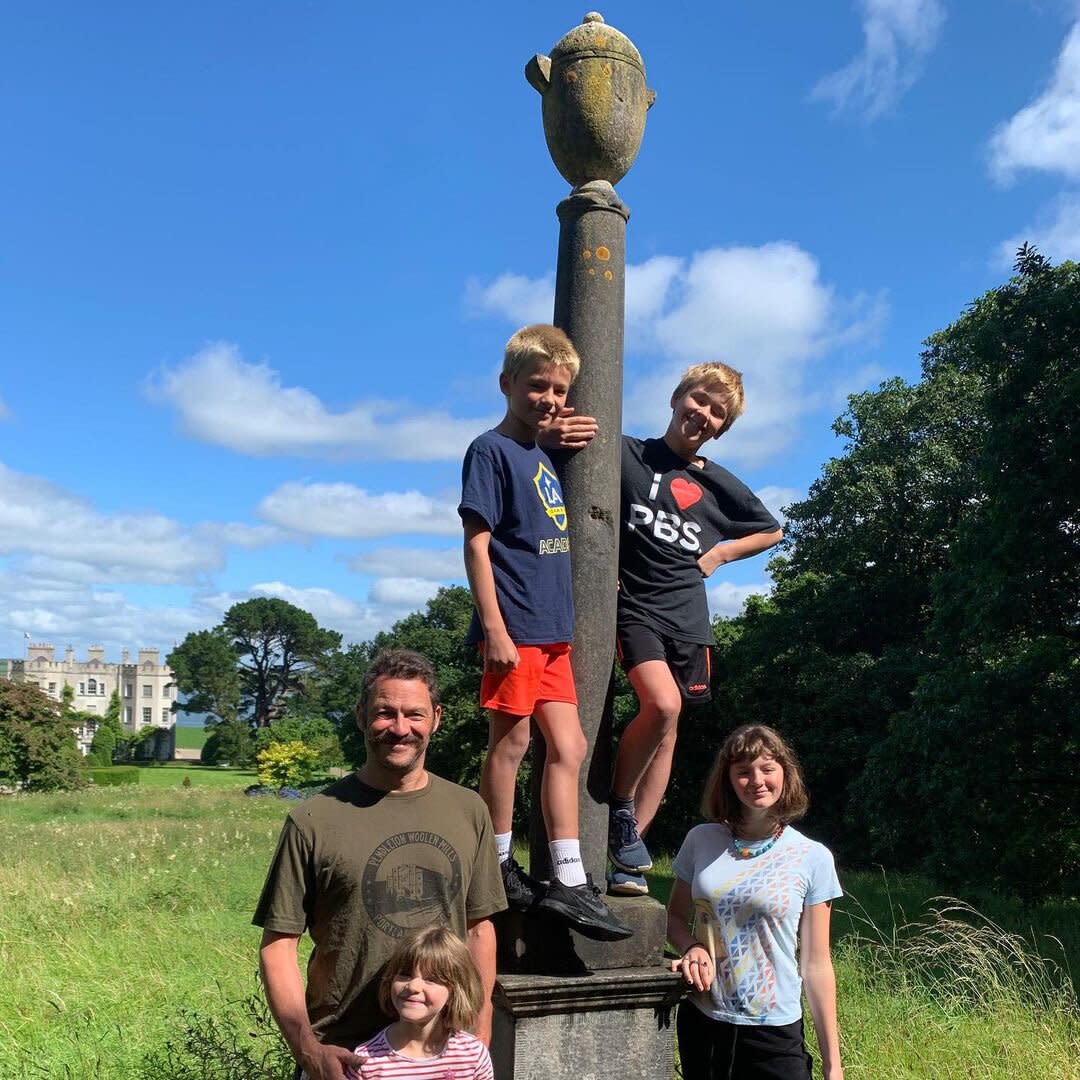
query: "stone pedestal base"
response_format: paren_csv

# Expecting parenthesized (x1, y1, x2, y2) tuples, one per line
(494, 894, 667, 975)
(491, 967, 683, 1080)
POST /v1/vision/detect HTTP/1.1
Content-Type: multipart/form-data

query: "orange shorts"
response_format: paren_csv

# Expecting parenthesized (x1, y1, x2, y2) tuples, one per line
(479, 642, 578, 715)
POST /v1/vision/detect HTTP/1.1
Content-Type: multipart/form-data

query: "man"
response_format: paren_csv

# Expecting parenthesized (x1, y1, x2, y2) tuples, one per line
(254, 649, 506, 1080)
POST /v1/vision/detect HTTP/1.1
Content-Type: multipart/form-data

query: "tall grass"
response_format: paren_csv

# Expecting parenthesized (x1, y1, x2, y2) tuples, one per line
(2, 786, 1077, 1078)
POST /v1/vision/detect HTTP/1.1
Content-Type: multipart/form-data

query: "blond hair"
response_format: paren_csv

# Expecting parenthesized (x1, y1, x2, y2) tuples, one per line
(377, 926, 484, 1033)
(671, 362, 746, 437)
(503, 324, 581, 383)
(701, 724, 809, 827)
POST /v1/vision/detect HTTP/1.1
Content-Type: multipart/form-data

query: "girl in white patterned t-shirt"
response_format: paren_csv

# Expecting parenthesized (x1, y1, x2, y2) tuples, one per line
(667, 724, 844, 1080)
(351, 926, 494, 1080)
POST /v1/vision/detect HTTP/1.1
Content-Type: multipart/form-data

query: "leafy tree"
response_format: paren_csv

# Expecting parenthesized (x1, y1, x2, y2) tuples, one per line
(862, 251, 1080, 897)
(201, 719, 256, 768)
(167, 630, 241, 725)
(168, 598, 341, 729)
(0, 681, 83, 791)
(676, 251, 1078, 898)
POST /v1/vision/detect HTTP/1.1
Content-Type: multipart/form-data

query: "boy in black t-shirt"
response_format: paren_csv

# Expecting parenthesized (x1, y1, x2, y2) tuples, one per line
(459, 324, 630, 940)
(547, 361, 783, 895)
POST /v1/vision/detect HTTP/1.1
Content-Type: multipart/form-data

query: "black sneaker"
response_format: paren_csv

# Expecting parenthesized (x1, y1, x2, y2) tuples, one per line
(501, 856, 544, 912)
(538, 875, 634, 941)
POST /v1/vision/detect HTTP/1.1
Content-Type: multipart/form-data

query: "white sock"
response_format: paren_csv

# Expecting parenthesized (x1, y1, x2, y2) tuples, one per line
(549, 838, 586, 887)
(495, 832, 513, 864)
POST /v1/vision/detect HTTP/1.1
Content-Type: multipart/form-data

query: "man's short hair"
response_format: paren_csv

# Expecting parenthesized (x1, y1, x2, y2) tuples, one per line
(503, 324, 581, 383)
(672, 361, 746, 437)
(359, 649, 440, 718)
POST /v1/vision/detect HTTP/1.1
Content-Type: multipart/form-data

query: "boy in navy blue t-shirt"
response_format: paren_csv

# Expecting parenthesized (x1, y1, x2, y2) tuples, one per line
(459, 324, 630, 942)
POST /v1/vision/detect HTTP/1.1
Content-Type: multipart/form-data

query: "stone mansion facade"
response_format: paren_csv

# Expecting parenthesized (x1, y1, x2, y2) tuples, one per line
(7, 644, 176, 756)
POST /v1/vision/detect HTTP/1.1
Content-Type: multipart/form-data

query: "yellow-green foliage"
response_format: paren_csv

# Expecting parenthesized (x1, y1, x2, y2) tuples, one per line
(256, 740, 320, 788)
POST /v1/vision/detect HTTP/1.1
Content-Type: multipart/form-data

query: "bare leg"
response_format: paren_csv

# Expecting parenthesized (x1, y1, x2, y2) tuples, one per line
(611, 660, 682, 833)
(479, 711, 532, 835)
(532, 699, 587, 840)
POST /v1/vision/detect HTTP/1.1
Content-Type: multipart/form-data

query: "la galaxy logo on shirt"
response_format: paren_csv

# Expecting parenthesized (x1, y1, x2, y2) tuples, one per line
(533, 461, 568, 532)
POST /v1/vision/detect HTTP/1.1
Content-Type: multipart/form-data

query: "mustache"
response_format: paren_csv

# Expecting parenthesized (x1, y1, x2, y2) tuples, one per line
(370, 731, 423, 747)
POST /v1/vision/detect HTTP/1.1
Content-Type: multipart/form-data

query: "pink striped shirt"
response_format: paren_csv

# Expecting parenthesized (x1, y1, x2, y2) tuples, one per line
(352, 1027, 494, 1080)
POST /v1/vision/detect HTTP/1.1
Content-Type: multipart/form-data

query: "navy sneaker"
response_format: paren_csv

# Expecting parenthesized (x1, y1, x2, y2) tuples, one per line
(608, 808, 653, 873)
(500, 856, 544, 912)
(607, 868, 649, 896)
(538, 875, 634, 940)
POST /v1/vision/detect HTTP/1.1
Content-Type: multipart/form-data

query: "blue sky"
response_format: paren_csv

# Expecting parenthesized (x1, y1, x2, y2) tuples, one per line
(3, 1, 1079, 661)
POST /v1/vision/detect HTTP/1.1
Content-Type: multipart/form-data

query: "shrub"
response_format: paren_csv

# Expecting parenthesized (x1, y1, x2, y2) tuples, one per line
(137, 991, 295, 1080)
(256, 741, 320, 789)
(83, 766, 140, 787)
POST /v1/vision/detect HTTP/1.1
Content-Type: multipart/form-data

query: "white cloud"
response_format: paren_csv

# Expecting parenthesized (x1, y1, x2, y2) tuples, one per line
(368, 577, 442, 609)
(148, 342, 494, 461)
(707, 580, 773, 620)
(465, 272, 554, 325)
(466, 245, 886, 468)
(0, 397, 10, 422)
(623, 244, 887, 466)
(626, 256, 683, 326)
(995, 191, 1080, 266)
(348, 546, 465, 581)
(247, 580, 430, 642)
(811, 0, 946, 119)
(0, 461, 279, 585)
(755, 486, 802, 525)
(989, 22, 1080, 183)
(258, 481, 460, 539)
(0, 568, 218, 658)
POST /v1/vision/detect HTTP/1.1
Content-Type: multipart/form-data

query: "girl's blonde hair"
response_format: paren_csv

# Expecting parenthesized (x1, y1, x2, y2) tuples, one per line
(377, 925, 484, 1033)
(701, 724, 809, 826)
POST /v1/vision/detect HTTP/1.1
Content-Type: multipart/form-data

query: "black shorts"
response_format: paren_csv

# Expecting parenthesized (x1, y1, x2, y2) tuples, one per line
(616, 617, 712, 704)
(677, 1002, 813, 1080)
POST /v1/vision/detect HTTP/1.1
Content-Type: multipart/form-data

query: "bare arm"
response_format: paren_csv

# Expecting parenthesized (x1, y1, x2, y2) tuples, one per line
(800, 901, 843, 1080)
(259, 929, 362, 1080)
(466, 917, 497, 1046)
(462, 513, 518, 673)
(666, 877, 713, 993)
(697, 528, 783, 578)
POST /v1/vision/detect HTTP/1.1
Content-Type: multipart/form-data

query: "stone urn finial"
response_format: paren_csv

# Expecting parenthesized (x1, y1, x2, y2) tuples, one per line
(526, 12, 655, 188)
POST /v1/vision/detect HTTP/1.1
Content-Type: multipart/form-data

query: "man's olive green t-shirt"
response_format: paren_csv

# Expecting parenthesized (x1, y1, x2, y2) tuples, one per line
(252, 773, 506, 1048)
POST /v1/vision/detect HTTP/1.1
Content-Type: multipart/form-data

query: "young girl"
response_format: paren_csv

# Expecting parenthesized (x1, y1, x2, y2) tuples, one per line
(352, 925, 494, 1080)
(666, 725, 843, 1080)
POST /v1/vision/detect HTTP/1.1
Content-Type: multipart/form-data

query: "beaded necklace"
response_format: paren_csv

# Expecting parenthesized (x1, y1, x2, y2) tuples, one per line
(731, 822, 785, 859)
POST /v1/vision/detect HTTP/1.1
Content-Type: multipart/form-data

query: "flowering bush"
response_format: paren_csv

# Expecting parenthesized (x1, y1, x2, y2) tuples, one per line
(255, 741, 320, 789)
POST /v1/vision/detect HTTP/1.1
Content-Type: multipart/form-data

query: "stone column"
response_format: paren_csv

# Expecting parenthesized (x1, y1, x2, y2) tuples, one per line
(528, 179, 628, 889)
(491, 14, 682, 1079)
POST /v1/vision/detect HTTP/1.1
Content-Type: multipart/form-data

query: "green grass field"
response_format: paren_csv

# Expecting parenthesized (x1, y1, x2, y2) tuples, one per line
(2, 782, 1077, 1079)
(172, 725, 209, 751)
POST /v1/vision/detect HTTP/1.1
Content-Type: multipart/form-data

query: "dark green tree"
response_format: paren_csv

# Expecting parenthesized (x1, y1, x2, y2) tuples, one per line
(87, 690, 125, 765)
(167, 629, 241, 724)
(0, 681, 83, 791)
(676, 251, 1078, 899)
(862, 251, 1080, 896)
(168, 599, 341, 729)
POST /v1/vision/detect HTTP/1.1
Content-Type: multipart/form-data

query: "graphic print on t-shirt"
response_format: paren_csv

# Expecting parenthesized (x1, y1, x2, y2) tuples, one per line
(360, 830, 464, 939)
(670, 477, 703, 510)
(533, 461, 567, 531)
(705, 843, 809, 1018)
(627, 470, 703, 553)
